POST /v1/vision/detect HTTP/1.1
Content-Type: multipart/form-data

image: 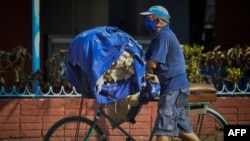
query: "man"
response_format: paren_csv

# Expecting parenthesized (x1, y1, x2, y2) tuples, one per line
(140, 5, 200, 141)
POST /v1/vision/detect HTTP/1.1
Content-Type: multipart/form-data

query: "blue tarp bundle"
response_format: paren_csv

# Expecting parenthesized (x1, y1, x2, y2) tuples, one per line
(65, 26, 148, 104)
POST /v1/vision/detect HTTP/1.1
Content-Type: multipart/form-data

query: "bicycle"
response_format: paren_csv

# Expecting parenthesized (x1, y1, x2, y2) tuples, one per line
(44, 84, 228, 141)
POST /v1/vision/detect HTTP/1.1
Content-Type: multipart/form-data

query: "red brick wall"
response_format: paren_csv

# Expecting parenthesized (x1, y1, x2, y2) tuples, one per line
(0, 97, 250, 140)
(208, 97, 250, 125)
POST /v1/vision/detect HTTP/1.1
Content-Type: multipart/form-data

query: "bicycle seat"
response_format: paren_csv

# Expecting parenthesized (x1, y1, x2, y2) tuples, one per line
(189, 83, 217, 102)
(189, 83, 216, 94)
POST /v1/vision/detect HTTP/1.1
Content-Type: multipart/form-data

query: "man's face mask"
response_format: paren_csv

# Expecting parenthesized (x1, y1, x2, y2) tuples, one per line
(144, 19, 156, 33)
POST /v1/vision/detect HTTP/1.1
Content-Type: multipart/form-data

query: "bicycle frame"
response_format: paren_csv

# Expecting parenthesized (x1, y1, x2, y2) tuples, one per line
(85, 104, 137, 141)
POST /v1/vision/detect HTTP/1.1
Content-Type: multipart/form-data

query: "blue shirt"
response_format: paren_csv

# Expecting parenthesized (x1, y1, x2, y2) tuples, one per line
(145, 25, 189, 94)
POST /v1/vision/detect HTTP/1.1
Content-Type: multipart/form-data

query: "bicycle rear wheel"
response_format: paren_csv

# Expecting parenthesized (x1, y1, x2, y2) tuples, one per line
(44, 116, 106, 141)
(189, 108, 227, 141)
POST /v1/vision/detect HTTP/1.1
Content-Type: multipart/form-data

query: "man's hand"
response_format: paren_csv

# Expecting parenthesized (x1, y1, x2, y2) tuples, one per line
(146, 60, 158, 71)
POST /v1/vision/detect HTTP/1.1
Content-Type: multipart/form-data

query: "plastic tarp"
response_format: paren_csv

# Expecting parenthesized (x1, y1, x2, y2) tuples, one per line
(65, 26, 147, 104)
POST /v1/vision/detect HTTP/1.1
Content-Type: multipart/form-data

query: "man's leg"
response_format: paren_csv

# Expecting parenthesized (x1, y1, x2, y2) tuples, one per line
(156, 135, 170, 141)
(179, 132, 200, 141)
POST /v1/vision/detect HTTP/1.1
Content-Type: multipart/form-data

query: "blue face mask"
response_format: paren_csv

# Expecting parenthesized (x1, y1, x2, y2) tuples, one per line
(144, 19, 156, 33)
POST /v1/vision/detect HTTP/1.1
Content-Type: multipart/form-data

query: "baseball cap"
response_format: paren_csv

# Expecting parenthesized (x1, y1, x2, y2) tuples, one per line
(140, 5, 170, 22)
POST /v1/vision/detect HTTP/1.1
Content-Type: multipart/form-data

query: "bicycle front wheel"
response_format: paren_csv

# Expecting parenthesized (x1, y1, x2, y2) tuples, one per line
(44, 116, 106, 141)
(189, 108, 227, 141)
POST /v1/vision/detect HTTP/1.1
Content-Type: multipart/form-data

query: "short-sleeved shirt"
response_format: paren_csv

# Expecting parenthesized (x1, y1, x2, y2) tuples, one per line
(145, 25, 189, 94)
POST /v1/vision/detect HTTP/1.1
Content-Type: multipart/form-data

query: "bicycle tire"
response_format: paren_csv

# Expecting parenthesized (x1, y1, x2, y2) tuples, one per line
(189, 108, 227, 141)
(44, 116, 106, 141)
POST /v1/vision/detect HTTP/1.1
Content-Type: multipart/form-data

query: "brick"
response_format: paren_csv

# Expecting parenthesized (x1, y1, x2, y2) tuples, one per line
(0, 102, 20, 110)
(151, 117, 157, 123)
(122, 122, 130, 128)
(227, 121, 238, 125)
(40, 109, 65, 116)
(20, 116, 42, 123)
(222, 114, 237, 121)
(238, 108, 250, 114)
(216, 107, 237, 114)
(63, 98, 82, 108)
(64, 108, 86, 116)
(138, 106, 151, 115)
(42, 116, 64, 123)
(0, 117, 19, 123)
(85, 115, 95, 121)
(2, 138, 20, 141)
(238, 114, 250, 121)
(0, 131, 20, 138)
(209, 98, 237, 107)
(21, 109, 41, 116)
(20, 123, 42, 130)
(21, 101, 41, 110)
(20, 138, 43, 141)
(0, 107, 20, 117)
(21, 101, 63, 110)
(109, 122, 129, 129)
(20, 99, 44, 109)
(211, 97, 250, 108)
(130, 122, 151, 129)
(43, 122, 56, 131)
(0, 123, 19, 130)
(0, 100, 12, 106)
(0, 110, 20, 117)
(86, 100, 99, 109)
(151, 123, 156, 131)
(86, 108, 99, 116)
(147, 101, 158, 107)
(107, 136, 128, 141)
(129, 129, 151, 136)
(134, 115, 151, 122)
(39, 99, 65, 109)
(64, 103, 82, 109)
(20, 130, 42, 138)
(151, 108, 158, 120)
(237, 121, 250, 125)
(107, 128, 129, 136)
